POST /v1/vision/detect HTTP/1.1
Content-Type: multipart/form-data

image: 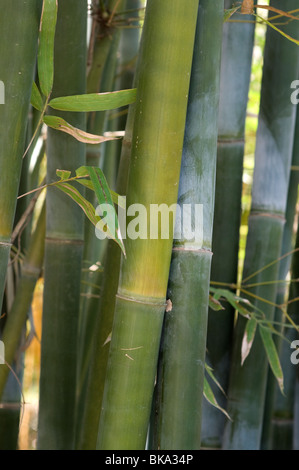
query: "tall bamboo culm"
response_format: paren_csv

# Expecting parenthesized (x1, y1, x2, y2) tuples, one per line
(78, 0, 141, 450)
(97, 0, 199, 450)
(223, 0, 299, 449)
(0, 0, 41, 450)
(37, 0, 87, 450)
(201, 1, 255, 448)
(0, 1, 41, 313)
(262, 105, 299, 449)
(150, 0, 223, 450)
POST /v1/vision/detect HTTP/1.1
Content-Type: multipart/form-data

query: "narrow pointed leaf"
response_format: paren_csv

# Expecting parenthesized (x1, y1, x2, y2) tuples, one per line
(38, 0, 58, 96)
(43, 115, 118, 144)
(241, 318, 257, 365)
(259, 325, 284, 394)
(209, 294, 225, 311)
(56, 182, 99, 227)
(205, 364, 226, 397)
(203, 377, 231, 421)
(74, 175, 124, 208)
(224, 6, 241, 21)
(86, 166, 125, 255)
(48, 88, 137, 112)
(56, 169, 71, 181)
(31, 82, 44, 111)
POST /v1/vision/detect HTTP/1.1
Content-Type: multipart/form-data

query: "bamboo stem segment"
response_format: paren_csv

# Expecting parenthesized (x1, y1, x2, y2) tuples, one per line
(97, 0, 199, 450)
(223, 0, 299, 449)
(37, 0, 87, 450)
(151, 0, 223, 450)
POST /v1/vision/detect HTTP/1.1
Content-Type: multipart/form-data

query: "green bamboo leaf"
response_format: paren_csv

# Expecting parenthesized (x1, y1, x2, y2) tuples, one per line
(56, 179, 122, 247)
(209, 293, 225, 311)
(210, 288, 253, 318)
(205, 364, 226, 397)
(203, 377, 231, 421)
(48, 88, 137, 112)
(31, 82, 44, 111)
(259, 325, 284, 394)
(56, 169, 71, 180)
(241, 318, 257, 365)
(74, 174, 125, 208)
(56, 182, 99, 227)
(88, 166, 125, 255)
(223, 6, 241, 22)
(38, 0, 58, 96)
(43, 115, 118, 144)
(75, 166, 125, 255)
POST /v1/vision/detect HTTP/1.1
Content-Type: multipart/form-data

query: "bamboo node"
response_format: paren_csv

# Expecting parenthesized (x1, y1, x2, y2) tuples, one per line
(0, 241, 12, 248)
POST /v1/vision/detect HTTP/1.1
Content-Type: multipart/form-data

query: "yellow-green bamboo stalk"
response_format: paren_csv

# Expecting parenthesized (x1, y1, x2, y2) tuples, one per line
(97, 0, 199, 450)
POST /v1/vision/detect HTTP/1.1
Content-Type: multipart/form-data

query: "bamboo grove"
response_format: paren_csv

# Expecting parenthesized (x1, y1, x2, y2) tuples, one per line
(0, 0, 299, 451)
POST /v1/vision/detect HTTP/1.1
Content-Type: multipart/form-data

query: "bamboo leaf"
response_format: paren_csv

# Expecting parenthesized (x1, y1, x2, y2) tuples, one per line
(74, 166, 125, 255)
(43, 115, 118, 144)
(203, 377, 231, 421)
(74, 174, 124, 208)
(205, 364, 226, 397)
(86, 166, 125, 255)
(241, 318, 257, 365)
(210, 287, 253, 318)
(223, 6, 241, 22)
(31, 82, 44, 111)
(48, 88, 137, 112)
(38, 0, 58, 96)
(209, 293, 225, 311)
(259, 325, 284, 394)
(56, 169, 71, 180)
(56, 182, 99, 227)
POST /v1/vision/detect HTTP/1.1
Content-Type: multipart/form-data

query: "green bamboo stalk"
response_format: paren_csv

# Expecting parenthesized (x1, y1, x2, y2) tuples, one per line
(294, 366, 299, 449)
(77, 2, 141, 449)
(223, 0, 299, 449)
(75, 31, 124, 444)
(0, 203, 45, 450)
(200, 1, 255, 448)
(261, 105, 299, 450)
(0, 0, 41, 310)
(97, 0, 199, 450)
(270, 211, 299, 449)
(79, 0, 125, 328)
(0, 203, 45, 400)
(0, 366, 24, 450)
(150, 0, 223, 450)
(37, 0, 87, 450)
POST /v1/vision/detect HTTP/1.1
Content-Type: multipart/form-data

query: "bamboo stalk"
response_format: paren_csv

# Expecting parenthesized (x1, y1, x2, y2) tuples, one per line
(0, 0, 41, 310)
(37, 0, 87, 450)
(270, 206, 299, 449)
(77, 1, 142, 450)
(223, 0, 299, 449)
(150, 0, 223, 450)
(261, 106, 299, 449)
(200, 0, 255, 448)
(0, 203, 45, 400)
(97, 0, 199, 450)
